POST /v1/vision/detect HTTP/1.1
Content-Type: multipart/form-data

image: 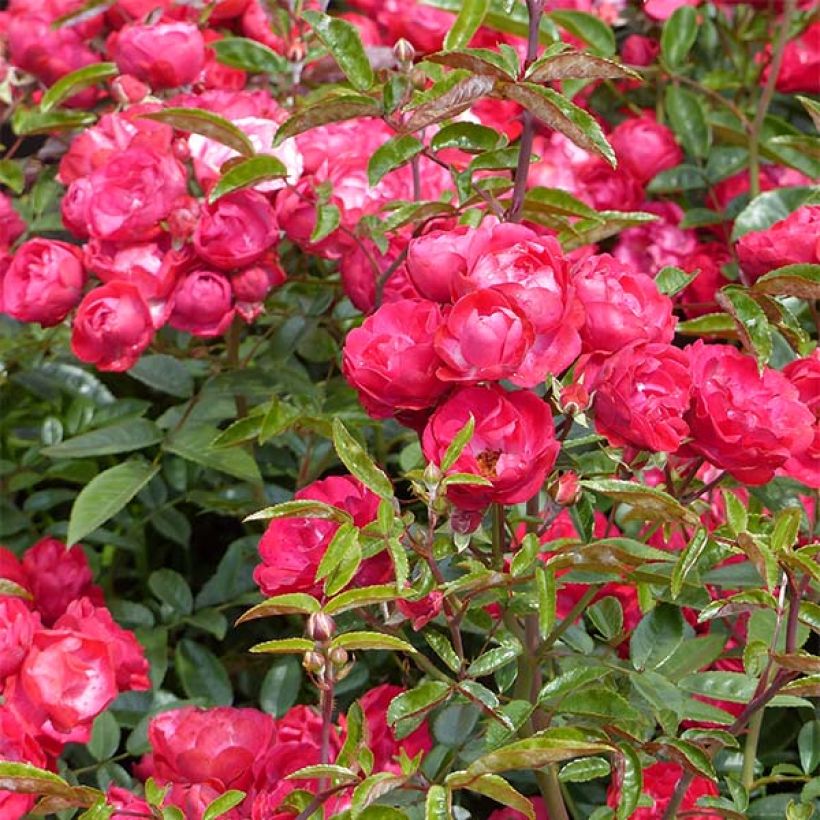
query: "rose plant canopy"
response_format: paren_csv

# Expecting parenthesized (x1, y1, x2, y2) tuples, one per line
(0, 0, 818, 818)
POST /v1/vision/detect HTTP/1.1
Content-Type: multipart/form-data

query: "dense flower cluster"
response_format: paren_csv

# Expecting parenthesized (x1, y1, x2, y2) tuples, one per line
(0, 538, 149, 816)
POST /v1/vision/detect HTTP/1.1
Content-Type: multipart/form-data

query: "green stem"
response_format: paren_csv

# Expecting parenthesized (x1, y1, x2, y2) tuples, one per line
(741, 709, 764, 790)
(748, 0, 797, 197)
(491, 503, 506, 570)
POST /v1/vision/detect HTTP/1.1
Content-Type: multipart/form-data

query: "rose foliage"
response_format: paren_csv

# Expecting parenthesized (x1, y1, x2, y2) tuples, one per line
(0, 0, 818, 818)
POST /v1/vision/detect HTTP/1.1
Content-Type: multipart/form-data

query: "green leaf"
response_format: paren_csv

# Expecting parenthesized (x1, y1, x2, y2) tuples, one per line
(587, 596, 624, 640)
(67, 459, 159, 546)
(511, 532, 540, 578)
(244, 499, 353, 524)
(324, 584, 403, 615)
(164, 424, 261, 484)
(524, 186, 600, 219)
(468, 645, 521, 678)
(424, 631, 462, 674)
(387, 681, 452, 725)
(88, 712, 120, 762)
(404, 75, 495, 133)
(0, 159, 24, 194)
(536, 565, 556, 639)
(12, 107, 96, 135)
(42, 418, 162, 459)
(444, 0, 490, 49)
(311, 203, 342, 243)
(249, 637, 315, 655)
(450, 773, 535, 819)
(658, 737, 717, 781)
(499, 82, 615, 166)
(316, 522, 359, 581)
(332, 418, 393, 500)
(425, 784, 452, 820)
(211, 37, 288, 73)
(797, 95, 820, 130)
(630, 603, 685, 671)
(559, 757, 611, 783)
(731, 186, 820, 241)
(561, 687, 643, 723)
(368, 135, 424, 186)
(128, 355, 193, 398)
(0, 762, 74, 796)
(427, 49, 517, 80)
(771, 507, 802, 552)
(260, 657, 302, 717)
(583, 479, 697, 526)
(656, 266, 697, 297)
(40, 62, 117, 112)
(202, 791, 247, 820)
(431, 122, 504, 153)
(439, 415, 475, 472)
(548, 10, 615, 55)
(149, 569, 193, 616)
(671, 528, 710, 599)
(660, 5, 697, 68)
(716, 286, 772, 366)
(331, 631, 417, 653)
(465, 730, 614, 776)
(678, 671, 758, 703)
(526, 51, 637, 82)
(753, 263, 820, 300)
(616, 744, 642, 820)
(236, 593, 321, 625)
(140, 108, 255, 156)
(209, 155, 288, 203)
(175, 639, 232, 705)
(275, 95, 383, 142)
(211, 416, 263, 449)
(434, 703, 480, 746)
(302, 10, 374, 91)
(0, 578, 32, 600)
(677, 312, 738, 337)
(798, 720, 820, 775)
(665, 85, 711, 159)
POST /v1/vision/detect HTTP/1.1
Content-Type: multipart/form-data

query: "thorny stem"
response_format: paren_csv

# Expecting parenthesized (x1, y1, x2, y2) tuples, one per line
(319, 679, 335, 766)
(748, 0, 797, 197)
(663, 572, 804, 818)
(507, 0, 545, 222)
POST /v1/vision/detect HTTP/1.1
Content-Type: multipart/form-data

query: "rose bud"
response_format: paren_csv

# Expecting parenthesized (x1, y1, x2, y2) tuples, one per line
(303, 651, 326, 674)
(110, 74, 150, 104)
(71, 282, 154, 372)
(168, 196, 202, 243)
(307, 612, 336, 642)
(169, 270, 235, 338)
(608, 114, 683, 185)
(559, 382, 590, 416)
(112, 23, 206, 90)
(549, 472, 581, 507)
(3, 239, 86, 327)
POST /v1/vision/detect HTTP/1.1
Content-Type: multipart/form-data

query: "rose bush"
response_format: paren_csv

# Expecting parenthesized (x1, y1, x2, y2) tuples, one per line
(0, 0, 818, 818)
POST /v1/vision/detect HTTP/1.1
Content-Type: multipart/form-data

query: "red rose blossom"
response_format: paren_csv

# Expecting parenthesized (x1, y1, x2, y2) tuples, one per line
(169, 270, 235, 338)
(608, 113, 683, 184)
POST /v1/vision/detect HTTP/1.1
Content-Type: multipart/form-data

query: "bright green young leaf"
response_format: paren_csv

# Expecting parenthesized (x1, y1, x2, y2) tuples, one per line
(302, 10, 374, 91)
(67, 459, 159, 546)
(311, 203, 341, 243)
(425, 784, 452, 820)
(548, 10, 615, 55)
(387, 681, 452, 725)
(716, 286, 772, 366)
(316, 522, 359, 581)
(40, 62, 118, 112)
(332, 418, 393, 500)
(235, 593, 321, 624)
(202, 791, 247, 820)
(244, 499, 352, 524)
(444, 0, 490, 50)
(367, 135, 424, 186)
(671, 528, 710, 599)
(452, 773, 536, 819)
(324, 584, 404, 615)
(0, 159, 24, 194)
(559, 757, 611, 783)
(656, 266, 697, 297)
(249, 638, 315, 655)
(431, 122, 504, 153)
(208, 155, 289, 203)
(12, 108, 96, 135)
(331, 631, 417, 653)
(616, 744, 643, 820)
(0, 761, 75, 796)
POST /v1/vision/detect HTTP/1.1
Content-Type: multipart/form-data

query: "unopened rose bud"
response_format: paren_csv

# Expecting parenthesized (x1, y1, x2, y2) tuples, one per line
(423, 461, 442, 487)
(303, 651, 325, 674)
(329, 647, 348, 667)
(172, 138, 190, 162)
(393, 38, 415, 68)
(549, 471, 581, 507)
(167, 195, 200, 241)
(307, 612, 336, 642)
(111, 74, 150, 105)
(287, 40, 307, 63)
(559, 383, 590, 416)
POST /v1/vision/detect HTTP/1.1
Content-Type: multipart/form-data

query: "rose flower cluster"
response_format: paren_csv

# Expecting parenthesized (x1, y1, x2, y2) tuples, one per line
(0, 537, 149, 817)
(342, 218, 818, 530)
(108, 684, 431, 818)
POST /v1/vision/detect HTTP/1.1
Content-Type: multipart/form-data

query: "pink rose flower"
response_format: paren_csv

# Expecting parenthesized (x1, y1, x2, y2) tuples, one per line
(169, 270, 235, 338)
(3, 239, 86, 327)
(609, 113, 683, 184)
(422, 385, 559, 511)
(685, 341, 815, 484)
(343, 299, 449, 420)
(71, 282, 155, 372)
